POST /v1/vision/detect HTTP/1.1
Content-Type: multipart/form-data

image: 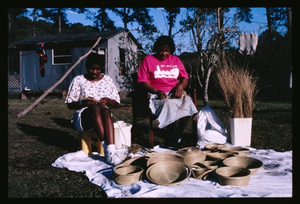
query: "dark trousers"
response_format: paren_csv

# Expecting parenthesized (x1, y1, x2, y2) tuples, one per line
(164, 116, 190, 144)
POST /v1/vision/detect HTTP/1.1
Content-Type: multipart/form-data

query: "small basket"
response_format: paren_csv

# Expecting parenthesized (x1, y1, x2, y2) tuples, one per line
(215, 166, 251, 186)
(177, 147, 206, 167)
(191, 163, 215, 180)
(113, 165, 144, 185)
(146, 161, 191, 186)
(146, 152, 185, 167)
(204, 143, 227, 151)
(195, 160, 219, 170)
(219, 147, 250, 157)
(206, 152, 238, 160)
(222, 156, 263, 175)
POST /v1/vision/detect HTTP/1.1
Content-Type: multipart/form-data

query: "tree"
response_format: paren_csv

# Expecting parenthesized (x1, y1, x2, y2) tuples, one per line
(110, 8, 157, 35)
(180, 7, 252, 105)
(163, 7, 180, 37)
(93, 8, 116, 31)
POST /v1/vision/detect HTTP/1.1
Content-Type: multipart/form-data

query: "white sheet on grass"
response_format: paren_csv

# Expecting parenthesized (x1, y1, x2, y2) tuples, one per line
(51, 145, 292, 198)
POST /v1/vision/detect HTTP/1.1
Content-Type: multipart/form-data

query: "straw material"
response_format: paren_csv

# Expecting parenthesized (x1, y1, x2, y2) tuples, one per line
(215, 166, 251, 186)
(146, 152, 185, 167)
(146, 161, 191, 186)
(177, 147, 206, 167)
(113, 165, 144, 185)
(204, 143, 227, 151)
(219, 147, 250, 157)
(222, 156, 263, 175)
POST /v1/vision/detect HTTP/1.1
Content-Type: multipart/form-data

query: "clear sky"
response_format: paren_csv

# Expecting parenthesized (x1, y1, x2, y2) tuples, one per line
(26, 7, 270, 53)
(65, 7, 269, 53)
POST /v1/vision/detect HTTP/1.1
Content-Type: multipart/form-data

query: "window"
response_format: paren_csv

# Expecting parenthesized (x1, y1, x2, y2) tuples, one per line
(52, 48, 71, 65)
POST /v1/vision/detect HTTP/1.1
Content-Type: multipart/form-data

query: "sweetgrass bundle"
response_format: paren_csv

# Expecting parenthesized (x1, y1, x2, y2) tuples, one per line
(214, 59, 259, 118)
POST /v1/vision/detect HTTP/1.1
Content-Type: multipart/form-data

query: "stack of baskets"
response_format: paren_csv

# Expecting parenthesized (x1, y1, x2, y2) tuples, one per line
(113, 143, 263, 187)
(203, 143, 264, 186)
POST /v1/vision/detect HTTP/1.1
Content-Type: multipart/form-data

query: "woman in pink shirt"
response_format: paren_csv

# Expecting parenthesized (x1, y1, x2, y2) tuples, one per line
(138, 36, 198, 150)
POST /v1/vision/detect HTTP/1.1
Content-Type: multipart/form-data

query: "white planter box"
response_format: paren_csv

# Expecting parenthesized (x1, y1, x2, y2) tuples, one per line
(114, 121, 132, 149)
(230, 118, 252, 146)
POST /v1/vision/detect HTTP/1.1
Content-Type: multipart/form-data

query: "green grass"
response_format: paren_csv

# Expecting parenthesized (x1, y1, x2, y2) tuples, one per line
(8, 96, 292, 197)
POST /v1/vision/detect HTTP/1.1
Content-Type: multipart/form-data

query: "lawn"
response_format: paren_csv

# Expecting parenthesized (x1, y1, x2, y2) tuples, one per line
(7, 96, 292, 197)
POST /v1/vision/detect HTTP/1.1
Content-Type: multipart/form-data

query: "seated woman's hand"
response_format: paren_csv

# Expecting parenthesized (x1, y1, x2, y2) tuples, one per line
(155, 90, 168, 99)
(171, 85, 184, 98)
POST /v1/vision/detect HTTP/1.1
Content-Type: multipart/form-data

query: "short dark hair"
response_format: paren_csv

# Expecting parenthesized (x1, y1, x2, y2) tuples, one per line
(152, 35, 175, 54)
(85, 52, 105, 69)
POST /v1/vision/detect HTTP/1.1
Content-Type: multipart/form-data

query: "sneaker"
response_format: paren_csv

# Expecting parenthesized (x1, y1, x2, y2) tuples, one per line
(106, 149, 129, 166)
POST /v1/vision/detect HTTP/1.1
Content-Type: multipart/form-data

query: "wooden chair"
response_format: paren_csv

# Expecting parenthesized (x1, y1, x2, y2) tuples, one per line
(131, 73, 154, 148)
(130, 73, 198, 149)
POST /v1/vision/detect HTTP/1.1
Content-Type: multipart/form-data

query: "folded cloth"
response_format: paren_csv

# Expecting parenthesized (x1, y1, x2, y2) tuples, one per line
(51, 146, 292, 198)
(149, 94, 198, 128)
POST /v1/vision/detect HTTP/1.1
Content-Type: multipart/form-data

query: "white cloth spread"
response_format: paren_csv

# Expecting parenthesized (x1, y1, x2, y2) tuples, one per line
(52, 146, 292, 198)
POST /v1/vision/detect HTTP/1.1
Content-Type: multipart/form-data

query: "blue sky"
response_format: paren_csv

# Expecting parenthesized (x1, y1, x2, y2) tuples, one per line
(65, 7, 269, 53)
(27, 7, 269, 53)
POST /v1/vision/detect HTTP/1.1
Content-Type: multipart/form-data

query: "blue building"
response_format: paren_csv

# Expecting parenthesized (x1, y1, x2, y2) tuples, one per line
(8, 29, 141, 99)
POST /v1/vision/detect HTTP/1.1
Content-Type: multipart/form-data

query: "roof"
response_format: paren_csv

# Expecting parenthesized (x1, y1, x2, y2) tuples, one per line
(9, 28, 141, 49)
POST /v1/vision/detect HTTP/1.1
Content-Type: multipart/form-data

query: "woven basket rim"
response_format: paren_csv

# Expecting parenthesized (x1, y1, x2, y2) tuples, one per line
(146, 161, 191, 186)
(222, 156, 263, 174)
(215, 166, 251, 179)
(204, 143, 227, 150)
(113, 165, 144, 177)
(146, 152, 185, 167)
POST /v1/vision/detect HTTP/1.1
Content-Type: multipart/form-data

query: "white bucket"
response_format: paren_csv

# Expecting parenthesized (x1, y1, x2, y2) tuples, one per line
(230, 118, 252, 146)
(114, 121, 132, 149)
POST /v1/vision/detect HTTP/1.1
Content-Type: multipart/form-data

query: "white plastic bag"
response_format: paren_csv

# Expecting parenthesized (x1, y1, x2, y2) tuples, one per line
(196, 105, 228, 148)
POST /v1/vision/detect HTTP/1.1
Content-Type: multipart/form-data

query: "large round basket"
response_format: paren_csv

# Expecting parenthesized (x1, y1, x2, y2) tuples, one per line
(146, 152, 185, 167)
(146, 161, 191, 186)
(215, 166, 251, 186)
(113, 165, 144, 185)
(177, 147, 206, 167)
(219, 147, 250, 157)
(222, 156, 263, 175)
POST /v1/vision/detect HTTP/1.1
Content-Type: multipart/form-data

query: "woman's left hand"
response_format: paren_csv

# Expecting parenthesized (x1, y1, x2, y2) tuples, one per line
(172, 85, 184, 98)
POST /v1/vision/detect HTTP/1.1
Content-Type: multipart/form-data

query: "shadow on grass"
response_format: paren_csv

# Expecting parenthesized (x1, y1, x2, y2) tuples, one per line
(17, 123, 79, 152)
(51, 117, 75, 129)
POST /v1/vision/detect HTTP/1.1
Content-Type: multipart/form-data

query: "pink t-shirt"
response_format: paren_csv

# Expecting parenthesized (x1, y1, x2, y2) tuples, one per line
(137, 54, 188, 92)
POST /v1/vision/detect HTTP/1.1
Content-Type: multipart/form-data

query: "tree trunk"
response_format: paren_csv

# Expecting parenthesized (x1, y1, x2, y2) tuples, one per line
(266, 7, 273, 49)
(286, 7, 292, 35)
(217, 7, 225, 65)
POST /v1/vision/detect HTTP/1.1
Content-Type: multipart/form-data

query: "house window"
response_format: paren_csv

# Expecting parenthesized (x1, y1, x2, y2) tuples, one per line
(119, 48, 126, 75)
(52, 48, 71, 65)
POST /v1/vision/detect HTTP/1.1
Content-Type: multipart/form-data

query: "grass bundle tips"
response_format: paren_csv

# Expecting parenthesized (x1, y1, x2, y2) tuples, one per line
(214, 59, 259, 118)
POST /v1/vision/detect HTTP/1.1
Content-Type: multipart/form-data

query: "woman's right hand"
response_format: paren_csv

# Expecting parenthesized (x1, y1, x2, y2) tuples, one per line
(155, 90, 168, 99)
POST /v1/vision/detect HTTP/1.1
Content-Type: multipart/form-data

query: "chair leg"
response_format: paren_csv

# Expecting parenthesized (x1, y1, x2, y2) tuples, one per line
(80, 133, 92, 155)
(149, 117, 154, 148)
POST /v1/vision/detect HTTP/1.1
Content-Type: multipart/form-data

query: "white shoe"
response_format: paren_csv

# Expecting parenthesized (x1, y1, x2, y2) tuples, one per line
(106, 145, 129, 166)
